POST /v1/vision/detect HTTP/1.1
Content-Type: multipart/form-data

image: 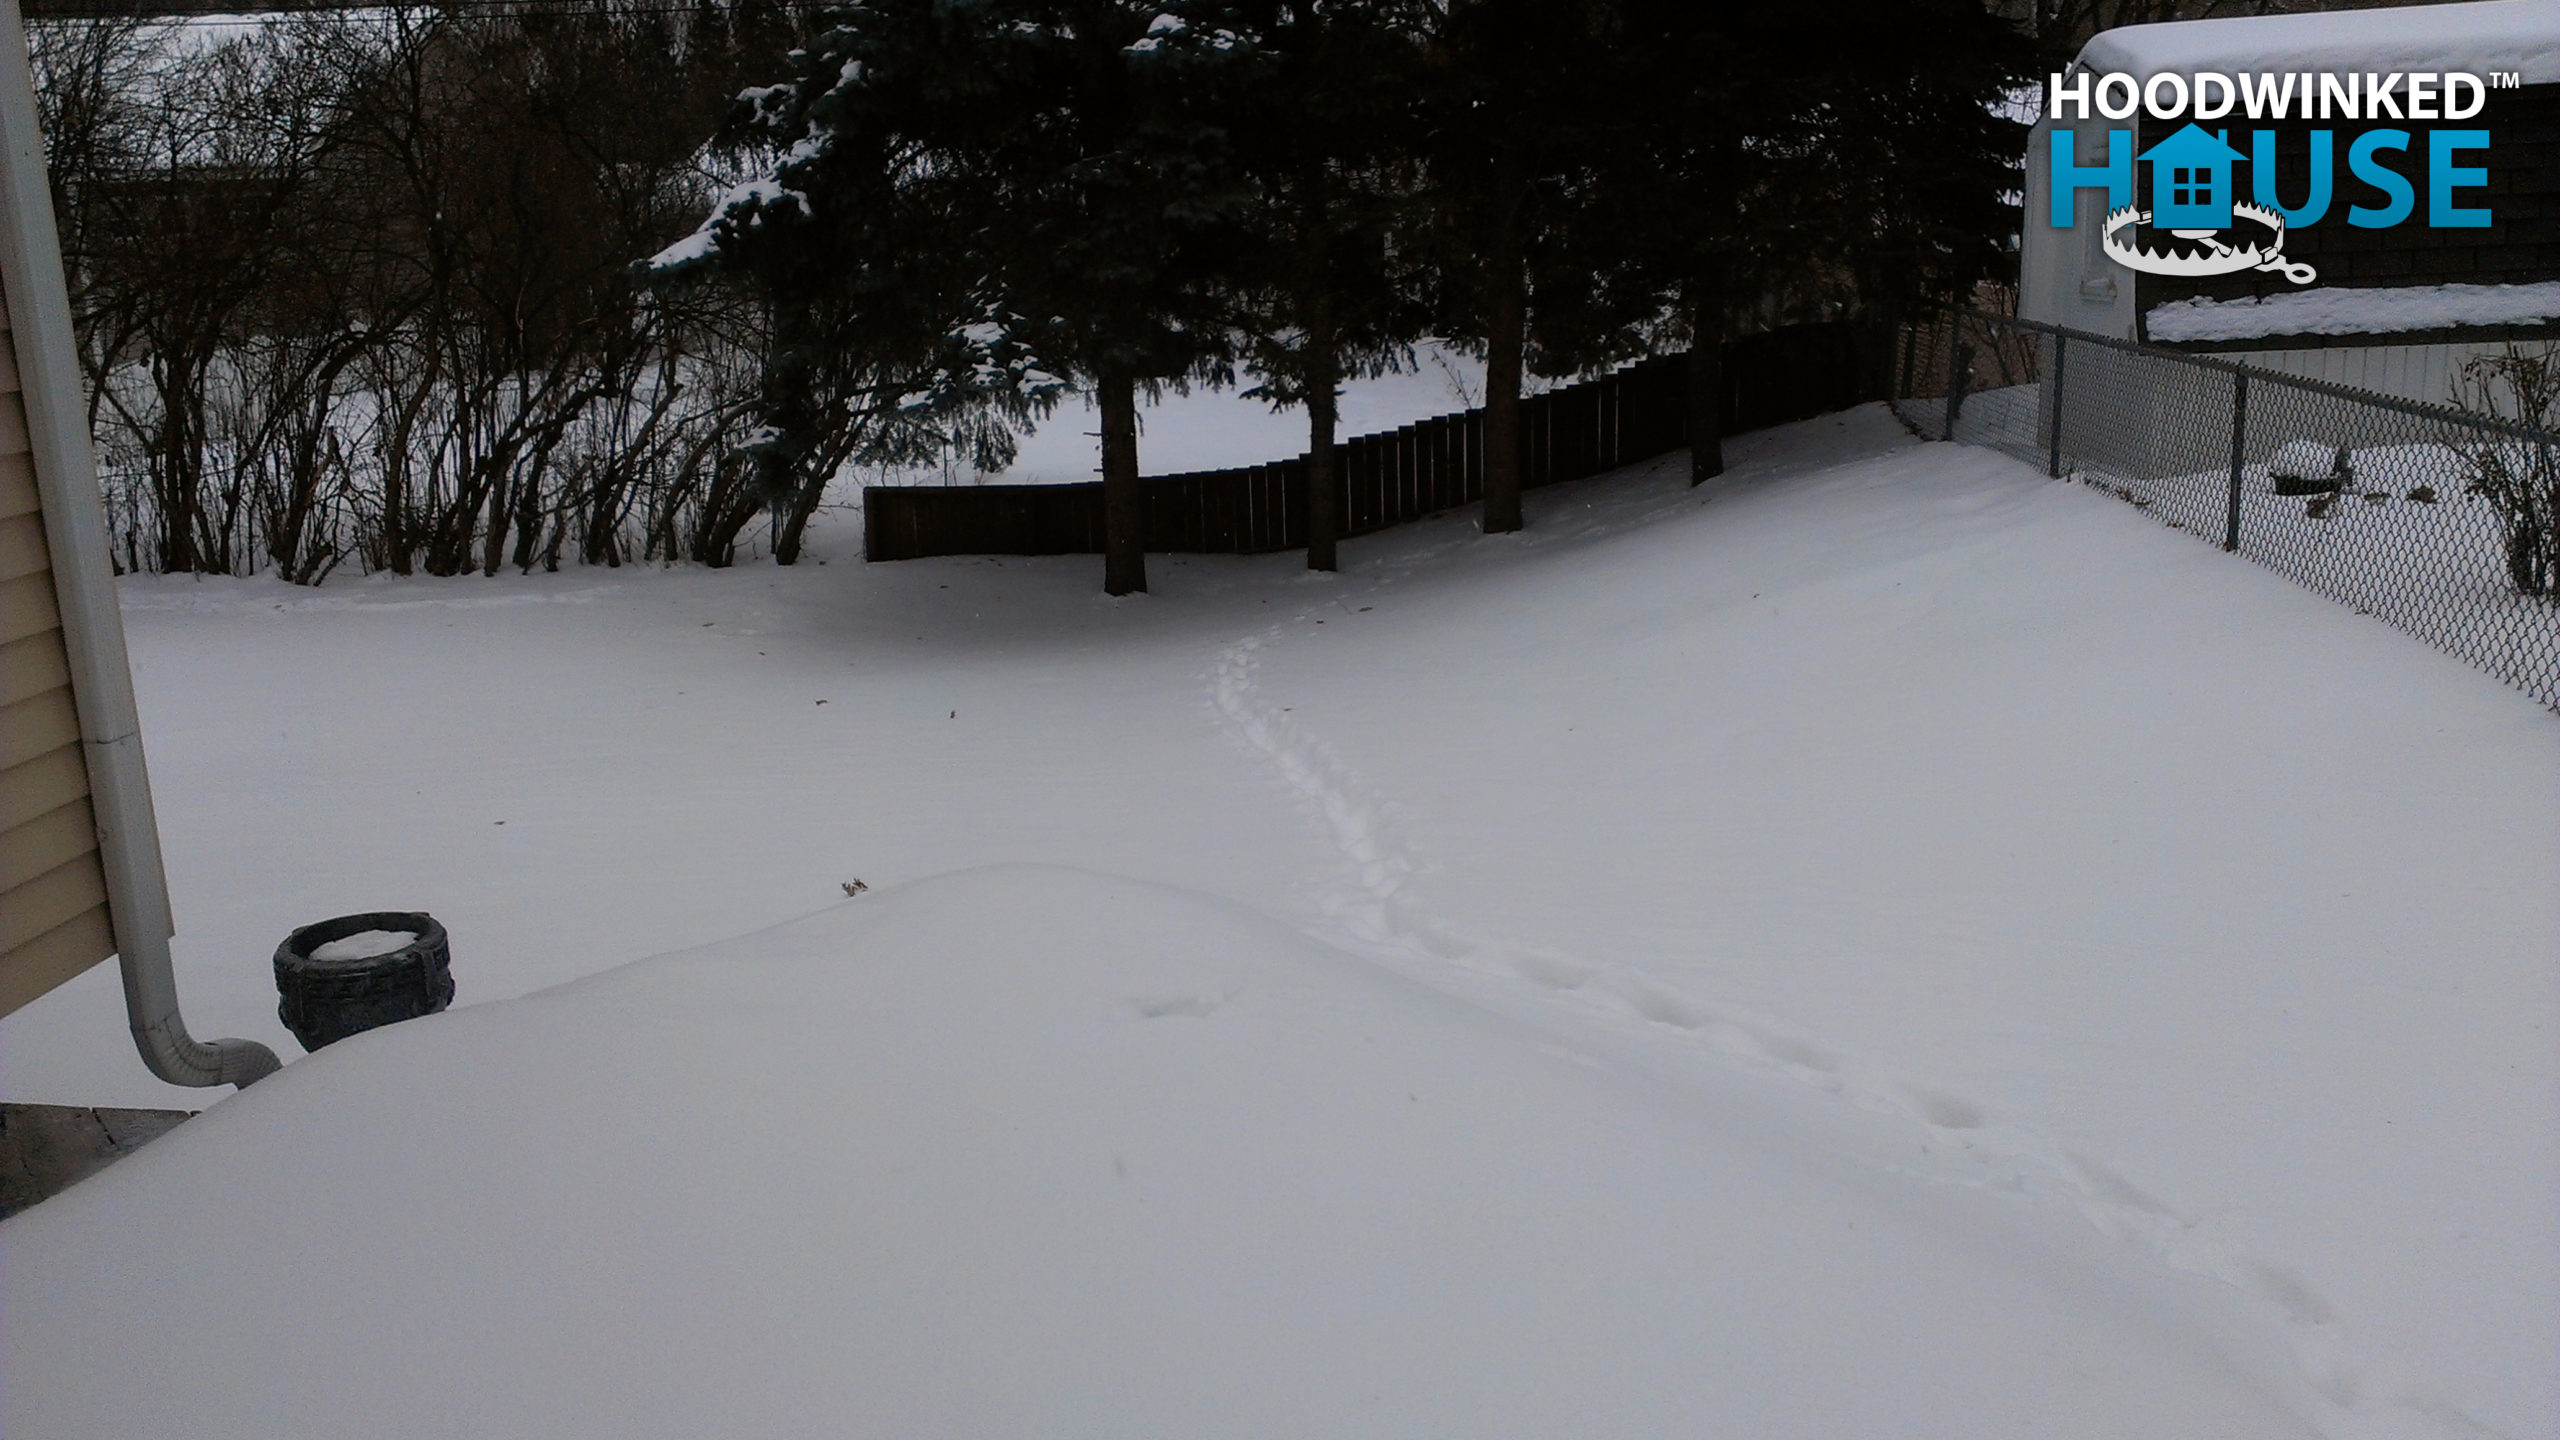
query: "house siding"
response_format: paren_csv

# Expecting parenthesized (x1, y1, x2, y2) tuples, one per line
(0, 281, 114, 1019)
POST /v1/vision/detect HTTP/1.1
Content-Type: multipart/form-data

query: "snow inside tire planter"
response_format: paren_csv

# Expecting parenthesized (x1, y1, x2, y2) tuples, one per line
(274, 912, 453, 1052)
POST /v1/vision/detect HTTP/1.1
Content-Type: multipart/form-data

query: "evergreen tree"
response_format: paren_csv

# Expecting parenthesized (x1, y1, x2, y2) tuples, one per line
(1801, 0, 2031, 334)
(1599, 5, 1795, 485)
(1215, 0, 1430, 572)
(658, 0, 2028, 573)
(1414, 0, 1614, 535)
(967, 2, 1255, 595)
(646, 1, 1054, 564)
(654, 0, 1253, 593)
(1605, 1, 2029, 481)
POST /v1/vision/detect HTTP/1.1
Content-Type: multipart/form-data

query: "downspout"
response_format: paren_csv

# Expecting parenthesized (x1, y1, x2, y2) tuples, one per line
(118, 934, 282, 1089)
(0, 0, 278, 1087)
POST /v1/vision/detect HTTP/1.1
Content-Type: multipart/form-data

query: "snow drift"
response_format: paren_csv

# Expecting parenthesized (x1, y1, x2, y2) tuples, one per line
(1, 865, 2324, 1440)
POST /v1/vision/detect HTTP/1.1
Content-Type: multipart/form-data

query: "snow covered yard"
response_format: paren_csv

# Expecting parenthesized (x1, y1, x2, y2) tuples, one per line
(3, 406, 2552, 1439)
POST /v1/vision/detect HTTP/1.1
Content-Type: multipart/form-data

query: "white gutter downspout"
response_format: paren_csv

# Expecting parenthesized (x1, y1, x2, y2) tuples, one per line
(0, 0, 278, 1088)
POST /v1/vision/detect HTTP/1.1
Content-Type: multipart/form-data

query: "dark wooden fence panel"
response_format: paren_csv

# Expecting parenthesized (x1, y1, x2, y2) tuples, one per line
(864, 322, 1881, 561)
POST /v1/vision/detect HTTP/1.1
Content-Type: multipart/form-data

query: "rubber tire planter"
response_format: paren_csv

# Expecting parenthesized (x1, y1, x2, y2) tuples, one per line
(274, 911, 454, 1053)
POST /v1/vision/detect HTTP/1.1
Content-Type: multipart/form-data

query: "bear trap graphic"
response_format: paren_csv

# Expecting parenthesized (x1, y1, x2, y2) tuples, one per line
(2101, 203, 2318, 284)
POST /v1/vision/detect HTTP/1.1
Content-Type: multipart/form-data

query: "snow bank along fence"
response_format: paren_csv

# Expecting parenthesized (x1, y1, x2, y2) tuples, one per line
(863, 322, 1881, 562)
(1894, 309, 2560, 710)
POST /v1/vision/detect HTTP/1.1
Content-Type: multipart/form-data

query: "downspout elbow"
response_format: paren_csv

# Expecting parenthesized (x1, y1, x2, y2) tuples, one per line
(120, 941, 282, 1089)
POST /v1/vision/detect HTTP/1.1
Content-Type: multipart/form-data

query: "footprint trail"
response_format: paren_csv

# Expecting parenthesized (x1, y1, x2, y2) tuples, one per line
(1207, 617, 2506, 1440)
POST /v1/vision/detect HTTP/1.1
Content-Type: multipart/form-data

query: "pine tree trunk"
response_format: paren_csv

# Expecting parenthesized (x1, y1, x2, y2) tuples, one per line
(1306, 380, 1340, 572)
(1686, 270, 1726, 485)
(1686, 126, 1740, 486)
(1305, 297, 1340, 572)
(1099, 370, 1147, 595)
(1481, 155, 1528, 534)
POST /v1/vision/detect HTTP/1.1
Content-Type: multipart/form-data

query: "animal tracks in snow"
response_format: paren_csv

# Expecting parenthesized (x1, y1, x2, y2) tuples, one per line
(1129, 993, 1225, 1020)
(1211, 622, 2068, 1159)
(1206, 617, 2438, 1439)
(1212, 622, 2017, 1154)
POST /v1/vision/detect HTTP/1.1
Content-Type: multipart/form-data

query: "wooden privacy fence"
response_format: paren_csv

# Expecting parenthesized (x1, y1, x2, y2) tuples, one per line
(865, 321, 1880, 562)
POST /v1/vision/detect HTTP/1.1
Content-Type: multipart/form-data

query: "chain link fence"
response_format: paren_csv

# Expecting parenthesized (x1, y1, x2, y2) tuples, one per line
(1892, 309, 2560, 710)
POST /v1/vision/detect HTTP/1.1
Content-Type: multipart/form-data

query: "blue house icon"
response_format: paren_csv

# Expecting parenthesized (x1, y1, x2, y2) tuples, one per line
(2138, 124, 2248, 231)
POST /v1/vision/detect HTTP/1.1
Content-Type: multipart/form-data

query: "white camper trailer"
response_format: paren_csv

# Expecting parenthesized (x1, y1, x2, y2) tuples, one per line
(2019, 1, 2560, 404)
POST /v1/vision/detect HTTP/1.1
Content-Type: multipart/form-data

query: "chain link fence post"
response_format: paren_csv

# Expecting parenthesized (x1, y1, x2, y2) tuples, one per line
(2047, 335, 2068, 480)
(2223, 370, 2248, 553)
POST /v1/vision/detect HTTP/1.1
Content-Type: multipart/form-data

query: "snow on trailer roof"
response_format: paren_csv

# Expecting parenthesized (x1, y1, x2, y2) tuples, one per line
(2069, 0, 2560, 87)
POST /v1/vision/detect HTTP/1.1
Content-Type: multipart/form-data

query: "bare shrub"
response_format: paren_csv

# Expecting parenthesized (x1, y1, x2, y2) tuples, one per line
(2448, 346, 2560, 599)
(31, 1, 978, 581)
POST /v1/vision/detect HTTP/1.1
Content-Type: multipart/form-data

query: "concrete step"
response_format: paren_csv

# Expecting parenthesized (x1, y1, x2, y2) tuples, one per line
(1, 1104, 195, 1220)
